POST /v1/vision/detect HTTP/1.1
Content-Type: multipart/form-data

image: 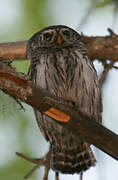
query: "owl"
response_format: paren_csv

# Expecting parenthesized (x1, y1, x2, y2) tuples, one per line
(27, 25, 101, 178)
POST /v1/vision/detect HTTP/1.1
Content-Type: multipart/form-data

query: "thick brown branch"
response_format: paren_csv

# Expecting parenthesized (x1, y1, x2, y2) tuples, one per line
(0, 41, 27, 60)
(0, 34, 118, 61)
(83, 35, 118, 61)
(0, 63, 118, 161)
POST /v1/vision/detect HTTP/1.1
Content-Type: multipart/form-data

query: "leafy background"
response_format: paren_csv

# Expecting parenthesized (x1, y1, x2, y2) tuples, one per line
(0, 0, 118, 179)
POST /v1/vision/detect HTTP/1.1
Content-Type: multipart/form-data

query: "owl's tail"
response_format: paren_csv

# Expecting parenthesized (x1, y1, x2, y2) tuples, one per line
(51, 134, 96, 174)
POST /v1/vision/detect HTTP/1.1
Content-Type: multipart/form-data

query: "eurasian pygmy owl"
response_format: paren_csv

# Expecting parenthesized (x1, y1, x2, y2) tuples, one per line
(27, 25, 101, 177)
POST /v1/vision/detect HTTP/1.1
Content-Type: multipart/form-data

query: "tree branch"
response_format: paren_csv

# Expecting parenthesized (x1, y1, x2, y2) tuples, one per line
(83, 35, 118, 61)
(0, 34, 118, 61)
(0, 62, 118, 161)
(0, 41, 27, 60)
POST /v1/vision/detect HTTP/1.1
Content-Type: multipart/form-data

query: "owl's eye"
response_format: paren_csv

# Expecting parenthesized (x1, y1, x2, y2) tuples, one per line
(63, 30, 70, 39)
(43, 32, 53, 41)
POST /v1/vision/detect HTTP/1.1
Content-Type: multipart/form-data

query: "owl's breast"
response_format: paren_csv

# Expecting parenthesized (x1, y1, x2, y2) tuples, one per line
(35, 49, 100, 118)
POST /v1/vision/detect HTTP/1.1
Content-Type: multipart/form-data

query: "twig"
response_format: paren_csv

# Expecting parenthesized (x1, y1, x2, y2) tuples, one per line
(108, 28, 117, 38)
(16, 150, 51, 180)
(16, 152, 39, 164)
(99, 61, 115, 85)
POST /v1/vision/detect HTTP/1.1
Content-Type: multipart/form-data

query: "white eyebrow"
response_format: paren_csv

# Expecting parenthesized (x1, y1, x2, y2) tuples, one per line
(43, 29, 54, 34)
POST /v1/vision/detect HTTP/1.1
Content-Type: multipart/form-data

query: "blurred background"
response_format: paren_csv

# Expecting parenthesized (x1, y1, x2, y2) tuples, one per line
(0, 0, 118, 179)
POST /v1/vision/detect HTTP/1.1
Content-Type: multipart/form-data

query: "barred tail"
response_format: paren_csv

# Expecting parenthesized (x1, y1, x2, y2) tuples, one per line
(51, 139, 96, 174)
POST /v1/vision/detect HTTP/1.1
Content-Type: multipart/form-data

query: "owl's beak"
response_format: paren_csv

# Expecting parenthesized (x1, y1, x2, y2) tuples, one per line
(56, 35, 63, 45)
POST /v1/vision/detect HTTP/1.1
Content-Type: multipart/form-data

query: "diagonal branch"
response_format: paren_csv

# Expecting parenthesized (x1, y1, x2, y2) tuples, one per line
(0, 62, 118, 161)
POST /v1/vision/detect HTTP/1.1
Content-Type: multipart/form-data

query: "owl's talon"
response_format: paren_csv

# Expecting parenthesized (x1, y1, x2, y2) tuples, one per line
(80, 172, 83, 180)
(16, 150, 51, 180)
(56, 172, 59, 180)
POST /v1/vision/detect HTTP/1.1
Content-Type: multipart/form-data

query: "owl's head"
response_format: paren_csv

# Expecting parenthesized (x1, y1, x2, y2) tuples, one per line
(27, 25, 82, 58)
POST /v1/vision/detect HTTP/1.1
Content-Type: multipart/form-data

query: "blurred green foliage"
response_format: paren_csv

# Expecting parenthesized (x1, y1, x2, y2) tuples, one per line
(0, 0, 49, 179)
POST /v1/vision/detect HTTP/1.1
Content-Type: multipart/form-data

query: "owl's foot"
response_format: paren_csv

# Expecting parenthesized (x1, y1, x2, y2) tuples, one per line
(80, 172, 83, 180)
(16, 150, 52, 180)
(56, 172, 59, 180)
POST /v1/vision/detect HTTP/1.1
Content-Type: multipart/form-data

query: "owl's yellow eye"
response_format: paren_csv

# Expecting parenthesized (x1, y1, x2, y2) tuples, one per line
(43, 32, 53, 41)
(63, 30, 70, 39)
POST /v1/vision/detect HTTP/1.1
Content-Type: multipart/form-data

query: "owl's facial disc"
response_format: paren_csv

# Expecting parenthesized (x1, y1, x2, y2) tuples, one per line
(27, 25, 81, 54)
(41, 27, 75, 47)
